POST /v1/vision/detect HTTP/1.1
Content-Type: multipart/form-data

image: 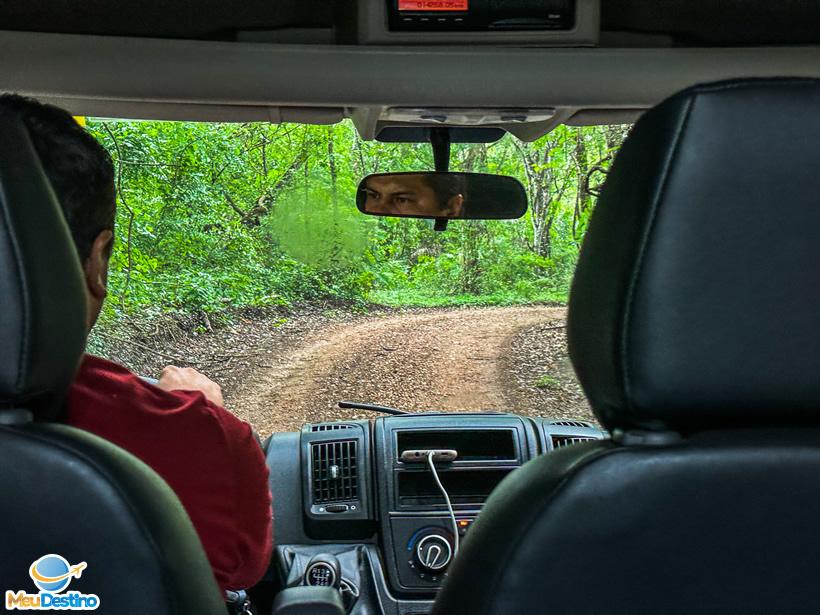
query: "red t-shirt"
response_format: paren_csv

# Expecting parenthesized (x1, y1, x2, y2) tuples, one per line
(66, 354, 273, 594)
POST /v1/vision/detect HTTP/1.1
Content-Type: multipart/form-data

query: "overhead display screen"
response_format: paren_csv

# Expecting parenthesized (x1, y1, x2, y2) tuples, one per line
(398, 0, 469, 11)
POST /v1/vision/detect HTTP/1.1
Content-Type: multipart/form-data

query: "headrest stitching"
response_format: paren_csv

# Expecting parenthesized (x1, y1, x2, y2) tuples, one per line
(0, 146, 30, 395)
(618, 93, 696, 422)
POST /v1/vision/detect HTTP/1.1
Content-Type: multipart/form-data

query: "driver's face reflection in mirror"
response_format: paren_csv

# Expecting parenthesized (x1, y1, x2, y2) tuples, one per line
(363, 174, 465, 218)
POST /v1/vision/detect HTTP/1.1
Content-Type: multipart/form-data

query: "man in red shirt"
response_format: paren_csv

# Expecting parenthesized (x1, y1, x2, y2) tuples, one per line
(1, 94, 273, 594)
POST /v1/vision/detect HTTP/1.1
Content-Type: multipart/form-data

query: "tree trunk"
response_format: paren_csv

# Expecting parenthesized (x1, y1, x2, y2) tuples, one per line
(605, 125, 629, 150)
(327, 126, 341, 261)
(458, 145, 486, 293)
(573, 128, 590, 239)
(518, 143, 556, 259)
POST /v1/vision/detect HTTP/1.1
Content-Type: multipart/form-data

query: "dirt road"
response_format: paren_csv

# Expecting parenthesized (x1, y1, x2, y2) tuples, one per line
(231, 306, 594, 436)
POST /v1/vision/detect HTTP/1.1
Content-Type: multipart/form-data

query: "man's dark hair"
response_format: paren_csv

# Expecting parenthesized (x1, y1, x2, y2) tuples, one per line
(423, 173, 467, 208)
(0, 93, 116, 260)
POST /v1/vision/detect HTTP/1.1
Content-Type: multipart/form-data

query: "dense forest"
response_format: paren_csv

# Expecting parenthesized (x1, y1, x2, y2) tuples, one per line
(87, 119, 628, 326)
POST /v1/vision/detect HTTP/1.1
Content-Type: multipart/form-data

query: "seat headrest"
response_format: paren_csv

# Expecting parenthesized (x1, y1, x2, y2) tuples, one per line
(568, 78, 820, 433)
(0, 109, 87, 421)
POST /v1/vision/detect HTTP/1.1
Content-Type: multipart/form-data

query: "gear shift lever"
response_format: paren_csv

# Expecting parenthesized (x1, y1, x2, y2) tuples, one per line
(303, 553, 342, 591)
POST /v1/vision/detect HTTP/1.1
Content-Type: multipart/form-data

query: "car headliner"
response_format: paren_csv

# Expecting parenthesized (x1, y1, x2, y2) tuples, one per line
(3, 0, 819, 45)
(0, 0, 818, 139)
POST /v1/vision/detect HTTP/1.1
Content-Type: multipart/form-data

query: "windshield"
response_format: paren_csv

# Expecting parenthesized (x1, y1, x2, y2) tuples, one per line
(84, 118, 629, 434)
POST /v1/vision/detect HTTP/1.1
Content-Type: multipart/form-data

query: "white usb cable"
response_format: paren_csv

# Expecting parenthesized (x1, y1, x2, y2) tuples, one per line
(428, 450, 460, 556)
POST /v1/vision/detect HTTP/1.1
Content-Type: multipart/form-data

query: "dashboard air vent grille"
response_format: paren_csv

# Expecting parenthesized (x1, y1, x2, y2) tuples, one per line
(311, 423, 355, 432)
(551, 435, 597, 449)
(311, 440, 359, 504)
(549, 420, 594, 428)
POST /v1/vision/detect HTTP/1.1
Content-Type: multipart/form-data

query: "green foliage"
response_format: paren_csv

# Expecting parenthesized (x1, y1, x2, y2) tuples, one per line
(534, 374, 561, 390)
(85, 118, 627, 316)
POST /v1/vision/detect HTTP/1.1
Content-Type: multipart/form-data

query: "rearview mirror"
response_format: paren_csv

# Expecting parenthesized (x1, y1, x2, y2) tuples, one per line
(356, 172, 527, 220)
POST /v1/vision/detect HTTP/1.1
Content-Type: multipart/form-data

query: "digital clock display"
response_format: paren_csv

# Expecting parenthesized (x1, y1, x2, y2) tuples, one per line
(398, 0, 469, 11)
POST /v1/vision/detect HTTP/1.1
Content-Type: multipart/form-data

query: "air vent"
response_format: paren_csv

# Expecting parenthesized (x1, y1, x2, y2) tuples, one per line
(311, 440, 359, 504)
(549, 420, 594, 428)
(311, 423, 356, 432)
(551, 435, 597, 449)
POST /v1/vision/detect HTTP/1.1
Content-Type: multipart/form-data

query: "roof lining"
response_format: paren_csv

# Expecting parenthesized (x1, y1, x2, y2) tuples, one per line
(2, 31, 819, 139)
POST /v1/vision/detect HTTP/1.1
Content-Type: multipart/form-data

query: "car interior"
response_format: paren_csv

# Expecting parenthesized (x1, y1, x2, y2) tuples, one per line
(0, 1, 819, 614)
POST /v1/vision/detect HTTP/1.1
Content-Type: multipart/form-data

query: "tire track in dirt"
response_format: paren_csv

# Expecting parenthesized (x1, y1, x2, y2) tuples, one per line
(234, 306, 580, 436)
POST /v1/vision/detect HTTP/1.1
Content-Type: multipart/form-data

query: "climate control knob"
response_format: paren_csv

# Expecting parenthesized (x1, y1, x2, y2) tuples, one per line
(413, 532, 454, 574)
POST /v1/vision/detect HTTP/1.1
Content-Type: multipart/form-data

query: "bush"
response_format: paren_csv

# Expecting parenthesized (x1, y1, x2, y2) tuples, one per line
(85, 119, 622, 319)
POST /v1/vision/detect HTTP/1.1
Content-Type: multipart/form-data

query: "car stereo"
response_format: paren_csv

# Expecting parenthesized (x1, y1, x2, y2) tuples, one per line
(389, 0, 574, 32)
(348, 0, 598, 46)
(373, 415, 538, 595)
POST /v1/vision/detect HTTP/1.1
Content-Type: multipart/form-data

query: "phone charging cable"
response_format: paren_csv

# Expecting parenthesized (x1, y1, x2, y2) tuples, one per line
(428, 451, 459, 556)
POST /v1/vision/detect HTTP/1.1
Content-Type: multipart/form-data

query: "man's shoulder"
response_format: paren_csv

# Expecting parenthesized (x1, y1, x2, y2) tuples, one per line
(72, 354, 252, 440)
(77, 353, 139, 382)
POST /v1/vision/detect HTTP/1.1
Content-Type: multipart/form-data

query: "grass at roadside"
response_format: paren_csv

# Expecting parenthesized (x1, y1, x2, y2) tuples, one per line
(368, 290, 567, 308)
(534, 374, 561, 390)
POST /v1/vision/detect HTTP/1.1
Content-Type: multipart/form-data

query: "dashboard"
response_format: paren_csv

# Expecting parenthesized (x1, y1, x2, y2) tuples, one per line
(264, 412, 606, 614)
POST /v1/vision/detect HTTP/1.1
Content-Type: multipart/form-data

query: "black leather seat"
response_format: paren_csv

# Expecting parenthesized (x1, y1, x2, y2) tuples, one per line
(433, 78, 820, 615)
(0, 109, 226, 613)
